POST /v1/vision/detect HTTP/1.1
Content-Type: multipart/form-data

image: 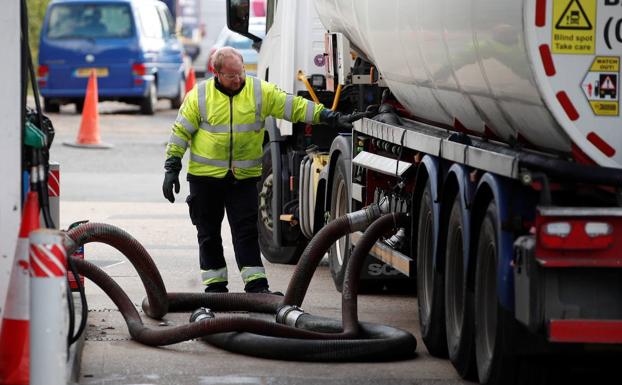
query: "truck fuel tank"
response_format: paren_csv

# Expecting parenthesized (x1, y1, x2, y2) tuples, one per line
(314, 0, 622, 168)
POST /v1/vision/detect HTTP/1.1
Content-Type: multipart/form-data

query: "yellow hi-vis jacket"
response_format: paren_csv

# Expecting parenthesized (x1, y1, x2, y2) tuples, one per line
(166, 76, 325, 179)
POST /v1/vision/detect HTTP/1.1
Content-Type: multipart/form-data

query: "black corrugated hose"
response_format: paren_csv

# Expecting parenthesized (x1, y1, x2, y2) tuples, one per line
(64, 207, 417, 361)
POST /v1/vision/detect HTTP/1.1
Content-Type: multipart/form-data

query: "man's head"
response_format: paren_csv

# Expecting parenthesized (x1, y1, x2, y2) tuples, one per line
(212, 47, 245, 92)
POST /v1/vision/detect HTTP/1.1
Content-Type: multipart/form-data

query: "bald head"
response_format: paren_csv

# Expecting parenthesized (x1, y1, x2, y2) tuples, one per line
(212, 46, 246, 93)
(212, 47, 244, 72)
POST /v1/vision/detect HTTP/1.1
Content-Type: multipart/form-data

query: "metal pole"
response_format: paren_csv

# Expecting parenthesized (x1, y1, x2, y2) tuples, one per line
(29, 229, 67, 385)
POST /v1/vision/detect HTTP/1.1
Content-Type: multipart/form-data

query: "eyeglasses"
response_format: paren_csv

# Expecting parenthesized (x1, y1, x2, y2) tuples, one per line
(218, 71, 245, 80)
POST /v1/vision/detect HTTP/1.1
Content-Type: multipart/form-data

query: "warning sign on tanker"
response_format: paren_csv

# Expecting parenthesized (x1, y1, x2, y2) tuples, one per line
(552, 0, 596, 54)
(581, 56, 619, 116)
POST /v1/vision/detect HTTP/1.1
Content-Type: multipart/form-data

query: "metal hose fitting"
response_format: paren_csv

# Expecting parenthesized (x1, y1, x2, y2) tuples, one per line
(276, 305, 306, 327)
(189, 307, 215, 323)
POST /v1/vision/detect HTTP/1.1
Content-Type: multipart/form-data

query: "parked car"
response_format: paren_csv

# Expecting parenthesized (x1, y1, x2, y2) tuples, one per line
(206, 17, 265, 77)
(38, 0, 185, 114)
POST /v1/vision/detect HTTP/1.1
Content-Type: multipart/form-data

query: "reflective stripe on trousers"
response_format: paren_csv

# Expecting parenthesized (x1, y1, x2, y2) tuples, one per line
(240, 266, 266, 284)
(201, 267, 228, 285)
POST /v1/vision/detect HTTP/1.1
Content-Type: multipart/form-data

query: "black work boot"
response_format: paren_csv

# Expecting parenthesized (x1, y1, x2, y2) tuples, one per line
(245, 279, 283, 295)
(204, 282, 228, 293)
(251, 287, 284, 296)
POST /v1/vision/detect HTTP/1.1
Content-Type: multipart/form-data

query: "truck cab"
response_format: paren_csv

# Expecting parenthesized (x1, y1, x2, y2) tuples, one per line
(225, 0, 400, 289)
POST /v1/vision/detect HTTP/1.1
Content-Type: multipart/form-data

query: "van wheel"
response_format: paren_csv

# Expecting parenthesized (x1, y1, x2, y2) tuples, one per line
(170, 79, 184, 109)
(140, 82, 157, 115)
(44, 98, 60, 113)
(75, 100, 84, 114)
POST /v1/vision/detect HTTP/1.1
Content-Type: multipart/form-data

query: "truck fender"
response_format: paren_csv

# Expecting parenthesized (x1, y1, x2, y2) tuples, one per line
(445, 163, 475, 283)
(314, 171, 328, 234)
(266, 117, 287, 246)
(412, 155, 441, 274)
(324, 134, 353, 214)
(473, 173, 515, 311)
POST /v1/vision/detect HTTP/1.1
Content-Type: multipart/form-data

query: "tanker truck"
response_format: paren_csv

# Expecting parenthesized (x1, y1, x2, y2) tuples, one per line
(226, 0, 622, 383)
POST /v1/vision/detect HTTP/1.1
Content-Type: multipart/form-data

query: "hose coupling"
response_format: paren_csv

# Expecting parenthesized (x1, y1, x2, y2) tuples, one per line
(346, 203, 384, 232)
(276, 305, 306, 327)
(189, 307, 215, 323)
(384, 227, 406, 249)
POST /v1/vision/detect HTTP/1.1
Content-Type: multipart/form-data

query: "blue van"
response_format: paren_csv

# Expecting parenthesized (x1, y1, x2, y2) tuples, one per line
(38, 0, 185, 114)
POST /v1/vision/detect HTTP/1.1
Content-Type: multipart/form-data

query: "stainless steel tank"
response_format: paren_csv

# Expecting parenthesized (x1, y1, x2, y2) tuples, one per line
(315, 0, 622, 168)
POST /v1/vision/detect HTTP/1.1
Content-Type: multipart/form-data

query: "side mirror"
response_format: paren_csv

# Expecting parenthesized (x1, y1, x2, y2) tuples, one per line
(226, 0, 261, 45)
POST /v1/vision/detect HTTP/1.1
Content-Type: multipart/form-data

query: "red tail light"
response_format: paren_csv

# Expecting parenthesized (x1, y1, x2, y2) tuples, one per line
(37, 65, 49, 87)
(38, 65, 49, 77)
(132, 63, 146, 76)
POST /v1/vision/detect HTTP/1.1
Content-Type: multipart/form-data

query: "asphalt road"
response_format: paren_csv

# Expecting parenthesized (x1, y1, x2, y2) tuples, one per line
(46, 99, 616, 385)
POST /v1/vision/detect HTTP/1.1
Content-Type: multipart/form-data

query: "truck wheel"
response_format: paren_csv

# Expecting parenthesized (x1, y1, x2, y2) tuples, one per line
(43, 98, 60, 113)
(474, 201, 518, 385)
(140, 82, 157, 115)
(417, 181, 448, 357)
(445, 196, 476, 379)
(75, 100, 84, 114)
(257, 147, 306, 264)
(170, 78, 184, 109)
(328, 155, 350, 292)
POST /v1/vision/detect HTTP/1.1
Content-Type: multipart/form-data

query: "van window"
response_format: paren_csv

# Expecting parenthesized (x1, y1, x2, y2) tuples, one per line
(156, 5, 175, 37)
(137, 5, 164, 39)
(225, 33, 254, 50)
(46, 4, 133, 39)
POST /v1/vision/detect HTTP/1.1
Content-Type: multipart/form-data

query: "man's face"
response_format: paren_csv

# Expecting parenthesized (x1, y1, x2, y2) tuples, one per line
(216, 56, 245, 93)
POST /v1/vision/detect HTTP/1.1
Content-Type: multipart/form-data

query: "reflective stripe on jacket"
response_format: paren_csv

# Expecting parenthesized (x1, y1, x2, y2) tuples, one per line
(166, 76, 325, 179)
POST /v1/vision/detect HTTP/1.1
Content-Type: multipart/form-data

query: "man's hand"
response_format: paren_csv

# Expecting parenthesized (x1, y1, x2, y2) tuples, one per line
(163, 157, 182, 203)
(319, 109, 355, 130)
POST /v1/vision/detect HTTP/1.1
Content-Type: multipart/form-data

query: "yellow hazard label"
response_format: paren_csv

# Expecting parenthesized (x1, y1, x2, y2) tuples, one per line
(590, 57, 620, 72)
(552, 0, 596, 54)
(590, 101, 619, 116)
(582, 57, 619, 116)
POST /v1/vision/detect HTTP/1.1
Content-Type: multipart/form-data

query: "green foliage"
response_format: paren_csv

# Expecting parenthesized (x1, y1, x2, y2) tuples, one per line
(26, 0, 51, 65)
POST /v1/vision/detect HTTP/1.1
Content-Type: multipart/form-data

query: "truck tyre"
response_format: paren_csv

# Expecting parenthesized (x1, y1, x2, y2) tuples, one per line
(140, 82, 157, 115)
(328, 155, 350, 292)
(445, 196, 476, 379)
(43, 98, 60, 113)
(257, 146, 306, 264)
(417, 181, 448, 357)
(170, 78, 184, 109)
(75, 100, 84, 114)
(474, 201, 518, 385)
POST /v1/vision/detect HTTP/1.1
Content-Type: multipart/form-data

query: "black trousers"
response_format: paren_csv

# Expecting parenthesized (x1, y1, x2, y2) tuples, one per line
(187, 173, 265, 284)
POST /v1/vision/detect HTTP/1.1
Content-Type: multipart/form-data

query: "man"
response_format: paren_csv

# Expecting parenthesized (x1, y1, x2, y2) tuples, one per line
(163, 47, 355, 294)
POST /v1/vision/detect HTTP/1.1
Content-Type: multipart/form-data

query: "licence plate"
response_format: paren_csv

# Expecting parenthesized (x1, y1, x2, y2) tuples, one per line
(244, 63, 257, 72)
(75, 67, 109, 77)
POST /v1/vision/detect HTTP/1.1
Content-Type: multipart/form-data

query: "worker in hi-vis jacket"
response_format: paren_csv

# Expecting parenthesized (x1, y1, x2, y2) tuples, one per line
(163, 47, 356, 294)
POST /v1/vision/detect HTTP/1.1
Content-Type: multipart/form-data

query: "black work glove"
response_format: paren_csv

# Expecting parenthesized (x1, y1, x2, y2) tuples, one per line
(319, 109, 355, 130)
(162, 157, 182, 203)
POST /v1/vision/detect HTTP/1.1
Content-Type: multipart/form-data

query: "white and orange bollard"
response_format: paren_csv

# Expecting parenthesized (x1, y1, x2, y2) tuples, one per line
(0, 191, 41, 385)
(47, 161, 60, 228)
(29, 229, 67, 385)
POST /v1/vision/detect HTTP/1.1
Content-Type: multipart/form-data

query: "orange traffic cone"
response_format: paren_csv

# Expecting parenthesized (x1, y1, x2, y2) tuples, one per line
(185, 67, 197, 94)
(0, 191, 41, 385)
(63, 69, 112, 149)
